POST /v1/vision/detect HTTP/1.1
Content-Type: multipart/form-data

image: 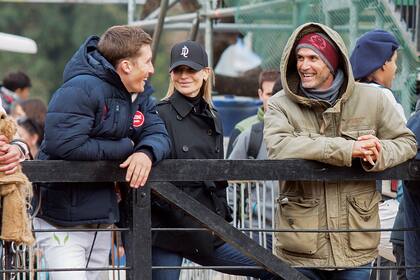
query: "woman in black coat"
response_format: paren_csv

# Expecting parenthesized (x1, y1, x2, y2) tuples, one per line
(153, 40, 275, 280)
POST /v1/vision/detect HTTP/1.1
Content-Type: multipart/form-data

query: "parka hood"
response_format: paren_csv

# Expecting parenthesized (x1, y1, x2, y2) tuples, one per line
(280, 22, 355, 107)
(62, 36, 125, 93)
(62, 36, 154, 97)
(63, 36, 118, 86)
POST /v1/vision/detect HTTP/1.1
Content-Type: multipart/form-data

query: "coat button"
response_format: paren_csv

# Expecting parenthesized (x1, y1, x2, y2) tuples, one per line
(182, 145, 189, 152)
(176, 115, 182, 121)
(207, 129, 213, 136)
(194, 248, 199, 254)
(215, 147, 220, 153)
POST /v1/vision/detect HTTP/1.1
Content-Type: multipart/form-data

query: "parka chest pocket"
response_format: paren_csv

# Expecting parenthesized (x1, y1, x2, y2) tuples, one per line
(93, 98, 128, 138)
(276, 196, 320, 255)
(346, 190, 381, 255)
(341, 129, 376, 140)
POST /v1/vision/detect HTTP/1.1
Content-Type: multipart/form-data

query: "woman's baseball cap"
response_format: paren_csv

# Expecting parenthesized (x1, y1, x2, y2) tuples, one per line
(169, 40, 208, 72)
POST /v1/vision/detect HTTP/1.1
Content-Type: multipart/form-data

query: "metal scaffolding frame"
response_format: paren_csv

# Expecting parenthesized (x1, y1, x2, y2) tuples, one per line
(134, 0, 420, 67)
(133, 0, 289, 66)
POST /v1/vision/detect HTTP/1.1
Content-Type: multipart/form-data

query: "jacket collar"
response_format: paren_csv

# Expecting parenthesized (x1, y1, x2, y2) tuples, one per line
(170, 90, 195, 118)
(169, 91, 222, 134)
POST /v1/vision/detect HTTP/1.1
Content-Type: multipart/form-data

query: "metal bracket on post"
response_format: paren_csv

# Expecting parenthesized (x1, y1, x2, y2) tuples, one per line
(126, 185, 152, 280)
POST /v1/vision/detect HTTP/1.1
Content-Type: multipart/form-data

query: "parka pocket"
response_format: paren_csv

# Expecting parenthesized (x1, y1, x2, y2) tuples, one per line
(347, 190, 381, 251)
(276, 196, 320, 255)
(93, 98, 128, 138)
(341, 129, 376, 140)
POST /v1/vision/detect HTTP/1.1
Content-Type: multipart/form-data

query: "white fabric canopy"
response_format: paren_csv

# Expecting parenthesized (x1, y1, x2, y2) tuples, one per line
(0, 32, 37, 54)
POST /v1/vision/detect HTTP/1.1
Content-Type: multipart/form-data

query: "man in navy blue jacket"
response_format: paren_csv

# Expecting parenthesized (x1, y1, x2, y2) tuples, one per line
(33, 25, 170, 280)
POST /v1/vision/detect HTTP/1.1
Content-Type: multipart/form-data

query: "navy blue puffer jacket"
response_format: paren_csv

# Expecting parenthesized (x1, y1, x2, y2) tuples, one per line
(36, 36, 171, 226)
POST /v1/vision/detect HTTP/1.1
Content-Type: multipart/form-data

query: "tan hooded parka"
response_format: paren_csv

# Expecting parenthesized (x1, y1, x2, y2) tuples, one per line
(264, 22, 417, 267)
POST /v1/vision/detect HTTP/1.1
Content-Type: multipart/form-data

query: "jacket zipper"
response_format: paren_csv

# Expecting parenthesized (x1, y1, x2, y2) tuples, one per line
(115, 104, 120, 129)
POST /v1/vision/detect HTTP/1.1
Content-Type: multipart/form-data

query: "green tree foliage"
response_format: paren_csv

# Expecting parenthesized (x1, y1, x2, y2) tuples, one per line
(0, 3, 127, 102)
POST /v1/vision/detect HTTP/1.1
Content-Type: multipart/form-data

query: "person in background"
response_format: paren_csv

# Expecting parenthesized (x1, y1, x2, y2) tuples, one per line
(229, 77, 282, 160)
(11, 99, 47, 159)
(401, 109, 420, 280)
(12, 98, 47, 126)
(350, 29, 405, 121)
(16, 117, 42, 159)
(226, 69, 280, 157)
(0, 71, 31, 114)
(153, 40, 277, 280)
(264, 22, 416, 280)
(228, 77, 282, 250)
(350, 29, 405, 280)
(0, 96, 29, 172)
(33, 25, 170, 280)
(0, 83, 32, 280)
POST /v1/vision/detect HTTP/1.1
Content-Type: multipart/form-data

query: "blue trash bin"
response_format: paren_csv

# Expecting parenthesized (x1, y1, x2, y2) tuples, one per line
(213, 95, 262, 136)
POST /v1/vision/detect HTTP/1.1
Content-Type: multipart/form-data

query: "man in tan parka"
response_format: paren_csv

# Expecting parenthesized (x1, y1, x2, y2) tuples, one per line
(264, 22, 417, 279)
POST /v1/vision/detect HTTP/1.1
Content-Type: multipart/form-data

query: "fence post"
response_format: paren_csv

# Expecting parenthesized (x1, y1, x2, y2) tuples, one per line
(126, 185, 152, 280)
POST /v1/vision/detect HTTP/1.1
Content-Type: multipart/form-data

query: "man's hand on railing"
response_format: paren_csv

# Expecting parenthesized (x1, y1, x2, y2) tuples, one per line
(120, 152, 152, 188)
(352, 134, 382, 165)
(358, 134, 382, 164)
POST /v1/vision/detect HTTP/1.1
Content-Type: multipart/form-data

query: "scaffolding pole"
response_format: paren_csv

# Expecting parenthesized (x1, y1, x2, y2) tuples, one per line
(130, 0, 287, 28)
(127, 0, 136, 24)
(204, 0, 213, 67)
(152, 0, 169, 64)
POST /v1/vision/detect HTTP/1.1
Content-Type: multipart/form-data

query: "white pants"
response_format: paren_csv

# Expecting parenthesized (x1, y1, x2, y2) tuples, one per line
(33, 217, 111, 280)
(378, 199, 399, 262)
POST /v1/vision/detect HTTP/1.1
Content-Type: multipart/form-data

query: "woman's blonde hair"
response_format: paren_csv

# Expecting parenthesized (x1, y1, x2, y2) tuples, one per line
(164, 68, 214, 109)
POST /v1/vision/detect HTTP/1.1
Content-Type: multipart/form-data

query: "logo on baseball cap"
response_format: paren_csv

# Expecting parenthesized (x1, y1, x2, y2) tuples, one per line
(169, 40, 208, 72)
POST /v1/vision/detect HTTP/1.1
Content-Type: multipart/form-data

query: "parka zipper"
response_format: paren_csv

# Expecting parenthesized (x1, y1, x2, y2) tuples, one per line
(114, 104, 120, 130)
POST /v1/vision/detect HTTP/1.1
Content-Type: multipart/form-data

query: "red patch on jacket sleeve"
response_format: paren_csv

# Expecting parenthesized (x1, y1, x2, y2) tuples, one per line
(133, 111, 145, 128)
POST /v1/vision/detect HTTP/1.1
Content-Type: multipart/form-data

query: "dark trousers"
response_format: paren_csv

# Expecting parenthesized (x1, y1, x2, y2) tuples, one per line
(152, 243, 278, 280)
(403, 184, 420, 280)
(297, 264, 371, 280)
(393, 242, 407, 280)
(370, 256, 397, 280)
